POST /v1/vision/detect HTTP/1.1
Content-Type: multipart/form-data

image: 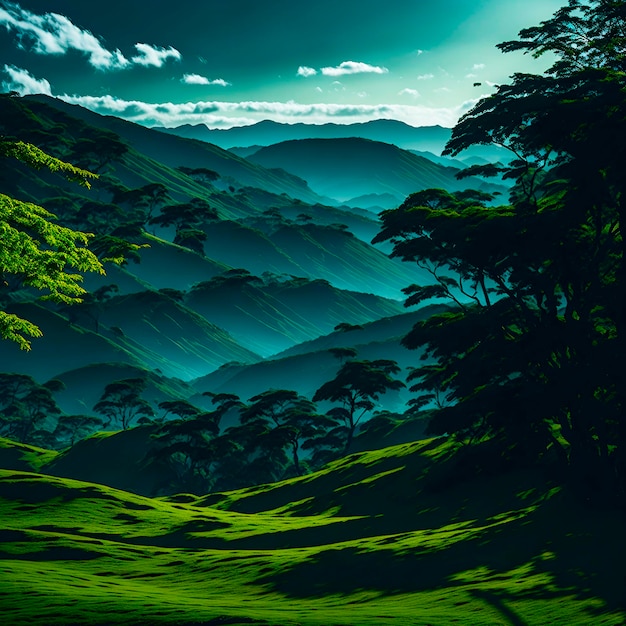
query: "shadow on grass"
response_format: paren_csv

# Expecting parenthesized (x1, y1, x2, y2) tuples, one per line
(469, 589, 529, 626)
(255, 492, 626, 623)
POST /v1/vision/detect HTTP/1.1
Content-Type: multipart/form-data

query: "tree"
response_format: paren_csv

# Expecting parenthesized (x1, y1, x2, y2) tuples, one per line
(0, 138, 105, 349)
(177, 166, 220, 185)
(54, 414, 103, 447)
(149, 198, 218, 254)
(111, 182, 170, 224)
(377, 0, 626, 499)
(328, 347, 358, 363)
(93, 378, 154, 430)
(241, 389, 331, 476)
(65, 284, 118, 334)
(70, 131, 128, 174)
(0, 374, 64, 444)
(313, 359, 405, 454)
(150, 393, 244, 492)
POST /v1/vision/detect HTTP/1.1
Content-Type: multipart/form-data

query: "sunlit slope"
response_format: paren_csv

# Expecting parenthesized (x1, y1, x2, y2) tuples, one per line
(0, 438, 623, 625)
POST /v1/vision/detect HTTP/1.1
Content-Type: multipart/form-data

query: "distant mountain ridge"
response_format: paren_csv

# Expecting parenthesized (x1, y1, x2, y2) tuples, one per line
(154, 118, 509, 163)
(155, 118, 450, 152)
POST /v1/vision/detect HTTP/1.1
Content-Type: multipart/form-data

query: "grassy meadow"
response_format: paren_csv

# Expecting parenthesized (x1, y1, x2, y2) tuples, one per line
(0, 436, 624, 625)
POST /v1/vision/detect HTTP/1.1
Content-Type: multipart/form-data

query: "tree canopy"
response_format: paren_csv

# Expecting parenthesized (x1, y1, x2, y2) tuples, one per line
(376, 0, 626, 502)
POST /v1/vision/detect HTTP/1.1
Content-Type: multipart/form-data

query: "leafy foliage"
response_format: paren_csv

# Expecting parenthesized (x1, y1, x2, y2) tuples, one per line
(0, 138, 105, 349)
(377, 0, 626, 501)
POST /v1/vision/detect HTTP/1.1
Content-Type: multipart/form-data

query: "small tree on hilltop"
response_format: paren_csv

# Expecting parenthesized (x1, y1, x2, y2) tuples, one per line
(313, 359, 405, 454)
(93, 378, 154, 430)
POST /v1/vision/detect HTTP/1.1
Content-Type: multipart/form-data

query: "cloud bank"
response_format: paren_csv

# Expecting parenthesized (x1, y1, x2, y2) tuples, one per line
(296, 66, 317, 78)
(131, 43, 181, 67)
(55, 92, 470, 129)
(321, 61, 388, 76)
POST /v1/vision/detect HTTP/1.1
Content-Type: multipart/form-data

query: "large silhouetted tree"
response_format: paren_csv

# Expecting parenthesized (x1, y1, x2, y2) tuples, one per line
(376, 0, 626, 501)
(241, 389, 332, 476)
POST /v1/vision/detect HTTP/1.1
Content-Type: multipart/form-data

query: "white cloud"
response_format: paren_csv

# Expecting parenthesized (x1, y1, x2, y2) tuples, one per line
(131, 43, 181, 67)
(472, 63, 486, 70)
(416, 73, 434, 80)
(2, 64, 51, 95)
(0, 3, 130, 69)
(297, 65, 317, 77)
(321, 61, 388, 77)
(398, 88, 420, 98)
(182, 73, 230, 86)
(0, 3, 179, 70)
(58, 93, 465, 129)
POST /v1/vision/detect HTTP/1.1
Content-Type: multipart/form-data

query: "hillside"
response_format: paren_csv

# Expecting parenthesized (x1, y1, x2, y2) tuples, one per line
(51, 362, 195, 417)
(248, 137, 506, 204)
(98, 290, 261, 380)
(0, 303, 141, 381)
(184, 274, 405, 357)
(0, 438, 623, 625)
(190, 307, 449, 403)
(23, 95, 327, 206)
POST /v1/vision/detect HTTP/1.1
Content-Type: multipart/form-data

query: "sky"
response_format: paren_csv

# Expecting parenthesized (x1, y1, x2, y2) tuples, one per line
(0, 0, 565, 129)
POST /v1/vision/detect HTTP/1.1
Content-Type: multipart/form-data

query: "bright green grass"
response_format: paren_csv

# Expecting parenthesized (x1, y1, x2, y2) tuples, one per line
(0, 438, 624, 625)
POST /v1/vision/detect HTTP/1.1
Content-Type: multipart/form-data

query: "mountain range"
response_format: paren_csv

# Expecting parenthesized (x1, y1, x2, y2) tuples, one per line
(0, 93, 502, 449)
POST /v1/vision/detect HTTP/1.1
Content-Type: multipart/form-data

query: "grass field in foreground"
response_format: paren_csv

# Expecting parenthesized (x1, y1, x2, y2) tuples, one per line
(0, 437, 624, 625)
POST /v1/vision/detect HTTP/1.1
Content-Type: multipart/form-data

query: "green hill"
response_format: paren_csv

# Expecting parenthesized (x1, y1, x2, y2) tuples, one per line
(0, 303, 141, 381)
(0, 437, 623, 625)
(52, 362, 194, 416)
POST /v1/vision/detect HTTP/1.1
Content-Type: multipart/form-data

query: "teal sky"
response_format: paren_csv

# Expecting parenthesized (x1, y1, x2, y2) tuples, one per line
(1, 0, 564, 128)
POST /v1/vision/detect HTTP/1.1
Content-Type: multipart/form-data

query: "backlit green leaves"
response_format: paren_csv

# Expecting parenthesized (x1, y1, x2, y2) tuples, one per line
(0, 139, 105, 349)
